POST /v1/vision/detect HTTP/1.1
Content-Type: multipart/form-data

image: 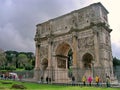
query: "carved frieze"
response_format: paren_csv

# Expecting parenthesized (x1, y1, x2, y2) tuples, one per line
(78, 36, 94, 49)
(57, 58, 66, 68)
(40, 46, 48, 58)
(78, 30, 93, 38)
(99, 43, 111, 51)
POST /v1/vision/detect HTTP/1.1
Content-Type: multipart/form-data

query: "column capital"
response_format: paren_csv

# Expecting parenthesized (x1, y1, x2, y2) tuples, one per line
(72, 31, 78, 39)
(36, 44, 40, 48)
(48, 38, 53, 45)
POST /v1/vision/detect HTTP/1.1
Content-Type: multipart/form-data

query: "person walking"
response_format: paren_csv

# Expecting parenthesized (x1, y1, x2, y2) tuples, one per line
(82, 76, 86, 86)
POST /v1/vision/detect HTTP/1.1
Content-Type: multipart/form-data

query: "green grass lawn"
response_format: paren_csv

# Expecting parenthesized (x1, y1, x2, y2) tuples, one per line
(0, 80, 119, 90)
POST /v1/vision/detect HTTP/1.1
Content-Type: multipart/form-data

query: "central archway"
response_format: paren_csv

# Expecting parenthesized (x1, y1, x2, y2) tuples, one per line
(55, 42, 73, 69)
(55, 42, 73, 82)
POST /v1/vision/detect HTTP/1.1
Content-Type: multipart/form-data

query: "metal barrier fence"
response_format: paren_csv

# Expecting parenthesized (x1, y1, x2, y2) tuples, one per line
(14, 70, 34, 79)
(0, 67, 120, 83)
(33, 67, 118, 83)
(114, 66, 120, 83)
(0, 70, 34, 80)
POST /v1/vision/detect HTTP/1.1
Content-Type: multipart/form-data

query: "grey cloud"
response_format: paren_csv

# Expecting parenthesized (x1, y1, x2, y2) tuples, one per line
(0, 0, 120, 59)
(112, 43, 120, 59)
(0, 0, 81, 52)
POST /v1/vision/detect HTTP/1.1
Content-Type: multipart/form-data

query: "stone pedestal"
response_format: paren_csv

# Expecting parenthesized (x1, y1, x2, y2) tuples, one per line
(34, 68, 40, 81)
(54, 68, 71, 83)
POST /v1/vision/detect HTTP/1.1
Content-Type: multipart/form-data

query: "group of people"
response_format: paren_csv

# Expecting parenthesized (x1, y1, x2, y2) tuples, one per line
(82, 75, 110, 87)
(71, 75, 111, 87)
(82, 76, 96, 86)
(0, 73, 23, 81)
(0, 74, 16, 80)
(40, 76, 51, 84)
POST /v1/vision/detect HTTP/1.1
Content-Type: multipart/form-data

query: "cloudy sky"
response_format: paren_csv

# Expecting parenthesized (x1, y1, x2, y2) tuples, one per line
(0, 0, 120, 58)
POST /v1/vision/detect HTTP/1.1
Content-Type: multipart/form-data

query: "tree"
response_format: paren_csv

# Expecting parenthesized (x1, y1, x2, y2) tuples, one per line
(4, 50, 35, 70)
(113, 57, 120, 66)
(27, 52, 35, 67)
(17, 54, 29, 68)
(5, 51, 18, 67)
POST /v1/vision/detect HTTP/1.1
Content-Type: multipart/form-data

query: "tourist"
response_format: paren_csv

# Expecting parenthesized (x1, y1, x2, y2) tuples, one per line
(41, 76, 43, 83)
(82, 76, 86, 86)
(99, 77, 102, 87)
(46, 76, 49, 84)
(72, 76, 75, 85)
(88, 76, 92, 86)
(95, 75, 99, 86)
(106, 76, 110, 87)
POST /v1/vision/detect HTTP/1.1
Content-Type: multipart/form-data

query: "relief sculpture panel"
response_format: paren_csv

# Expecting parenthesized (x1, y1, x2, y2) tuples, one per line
(57, 58, 66, 68)
(78, 36, 94, 49)
(40, 46, 48, 58)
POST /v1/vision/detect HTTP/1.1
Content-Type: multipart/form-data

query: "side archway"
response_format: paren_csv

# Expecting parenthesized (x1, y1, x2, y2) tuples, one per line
(82, 53, 93, 69)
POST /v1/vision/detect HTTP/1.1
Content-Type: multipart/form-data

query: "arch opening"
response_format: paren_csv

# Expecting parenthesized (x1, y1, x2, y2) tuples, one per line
(55, 42, 73, 79)
(55, 42, 73, 69)
(82, 53, 93, 69)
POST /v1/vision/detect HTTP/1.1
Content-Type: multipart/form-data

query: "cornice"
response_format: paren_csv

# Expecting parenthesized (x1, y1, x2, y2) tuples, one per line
(34, 22, 112, 42)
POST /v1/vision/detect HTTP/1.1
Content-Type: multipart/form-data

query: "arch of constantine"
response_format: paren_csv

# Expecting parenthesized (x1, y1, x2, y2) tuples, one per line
(34, 2, 114, 83)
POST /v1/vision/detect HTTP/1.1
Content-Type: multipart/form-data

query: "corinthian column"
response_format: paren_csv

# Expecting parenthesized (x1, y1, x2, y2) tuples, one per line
(48, 39, 52, 67)
(72, 32, 77, 67)
(93, 26, 99, 67)
(35, 44, 40, 69)
(34, 43, 40, 81)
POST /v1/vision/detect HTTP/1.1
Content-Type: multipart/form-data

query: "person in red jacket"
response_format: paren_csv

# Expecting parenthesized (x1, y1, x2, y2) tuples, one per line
(88, 76, 92, 86)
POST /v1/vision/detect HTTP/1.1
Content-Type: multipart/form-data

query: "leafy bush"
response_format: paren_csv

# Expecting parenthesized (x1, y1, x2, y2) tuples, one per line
(18, 66, 24, 69)
(5, 66, 16, 70)
(0, 66, 5, 70)
(113, 57, 120, 66)
(25, 64, 33, 70)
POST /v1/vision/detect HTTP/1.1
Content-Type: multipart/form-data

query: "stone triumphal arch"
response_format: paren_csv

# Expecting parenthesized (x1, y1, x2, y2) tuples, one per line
(34, 2, 114, 83)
